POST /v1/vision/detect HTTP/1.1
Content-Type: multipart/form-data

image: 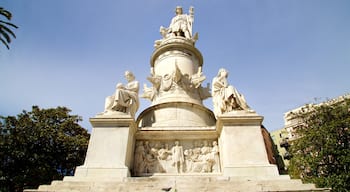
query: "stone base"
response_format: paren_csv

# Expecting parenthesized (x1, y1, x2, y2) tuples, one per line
(137, 102, 216, 127)
(64, 115, 136, 183)
(70, 166, 130, 181)
(222, 164, 280, 177)
(25, 175, 330, 192)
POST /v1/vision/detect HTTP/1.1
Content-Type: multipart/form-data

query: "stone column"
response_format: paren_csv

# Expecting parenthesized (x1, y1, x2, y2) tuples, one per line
(71, 114, 136, 181)
(150, 38, 205, 106)
(217, 111, 279, 178)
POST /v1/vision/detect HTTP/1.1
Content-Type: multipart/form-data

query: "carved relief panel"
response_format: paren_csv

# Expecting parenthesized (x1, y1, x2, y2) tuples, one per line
(133, 139, 220, 176)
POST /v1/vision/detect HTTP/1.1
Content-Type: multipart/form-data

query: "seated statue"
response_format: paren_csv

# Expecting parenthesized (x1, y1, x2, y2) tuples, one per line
(212, 68, 250, 117)
(101, 71, 139, 117)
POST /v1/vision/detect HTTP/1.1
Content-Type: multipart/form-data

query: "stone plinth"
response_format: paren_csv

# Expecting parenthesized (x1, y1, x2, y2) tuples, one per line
(25, 175, 330, 192)
(72, 113, 136, 181)
(217, 111, 280, 177)
(137, 102, 215, 127)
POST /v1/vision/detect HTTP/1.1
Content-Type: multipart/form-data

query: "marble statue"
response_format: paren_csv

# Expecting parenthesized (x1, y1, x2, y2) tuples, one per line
(212, 68, 250, 117)
(161, 6, 194, 39)
(210, 141, 220, 173)
(134, 141, 145, 175)
(143, 141, 160, 173)
(191, 66, 206, 89)
(101, 71, 139, 117)
(186, 140, 214, 173)
(141, 64, 210, 102)
(133, 140, 221, 176)
(141, 68, 161, 101)
(171, 140, 184, 173)
(155, 6, 198, 47)
(157, 143, 171, 161)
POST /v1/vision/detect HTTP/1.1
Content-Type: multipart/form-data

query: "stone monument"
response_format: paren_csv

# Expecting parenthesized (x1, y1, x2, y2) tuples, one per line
(26, 6, 328, 192)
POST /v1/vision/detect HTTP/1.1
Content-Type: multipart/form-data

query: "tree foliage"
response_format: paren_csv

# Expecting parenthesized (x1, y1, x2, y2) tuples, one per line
(0, 7, 18, 49)
(0, 106, 90, 192)
(288, 98, 350, 191)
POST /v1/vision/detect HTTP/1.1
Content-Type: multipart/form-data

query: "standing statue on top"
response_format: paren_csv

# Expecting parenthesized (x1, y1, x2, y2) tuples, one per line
(212, 68, 251, 117)
(156, 6, 198, 47)
(100, 71, 139, 117)
(167, 6, 194, 39)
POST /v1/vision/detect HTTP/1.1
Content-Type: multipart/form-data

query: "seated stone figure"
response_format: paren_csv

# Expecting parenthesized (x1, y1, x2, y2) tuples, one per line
(101, 71, 139, 117)
(212, 68, 250, 117)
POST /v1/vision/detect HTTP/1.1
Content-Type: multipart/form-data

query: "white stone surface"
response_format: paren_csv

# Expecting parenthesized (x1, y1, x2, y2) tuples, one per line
(137, 102, 215, 127)
(73, 114, 136, 179)
(25, 175, 329, 192)
(146, 39, 209, 106)
(217, 111, 280, 177)
(131, 139, 221, 176)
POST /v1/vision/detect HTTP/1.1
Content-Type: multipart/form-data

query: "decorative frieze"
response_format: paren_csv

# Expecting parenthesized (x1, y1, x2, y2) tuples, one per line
(133, 139, 220, 176)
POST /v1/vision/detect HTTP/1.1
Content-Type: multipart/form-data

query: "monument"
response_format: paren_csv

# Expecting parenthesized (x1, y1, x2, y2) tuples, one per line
(26, 6, 328, 192)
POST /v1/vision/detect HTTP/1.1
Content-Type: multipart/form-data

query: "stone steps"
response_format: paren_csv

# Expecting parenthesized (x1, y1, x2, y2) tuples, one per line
(24, 176, 330, 192)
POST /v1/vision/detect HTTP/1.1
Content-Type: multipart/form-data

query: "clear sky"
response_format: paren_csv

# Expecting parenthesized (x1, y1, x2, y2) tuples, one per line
(1, 0, 349, 132)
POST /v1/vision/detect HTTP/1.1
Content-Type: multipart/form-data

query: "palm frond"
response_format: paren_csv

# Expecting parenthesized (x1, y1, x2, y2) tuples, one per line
(0, 37, 10, 49)
(0, 23, 17, 38)
(0, 29, 11, 43)
(0, 7, 12, 20)
(0, 20, 18, 29)
(0, 7, 17, 49)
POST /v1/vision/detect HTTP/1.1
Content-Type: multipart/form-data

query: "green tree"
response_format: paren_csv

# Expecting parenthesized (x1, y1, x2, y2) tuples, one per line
(0, 7, 18, 49)
(288, 98, 350, 191)
(0, 106, 90, 192)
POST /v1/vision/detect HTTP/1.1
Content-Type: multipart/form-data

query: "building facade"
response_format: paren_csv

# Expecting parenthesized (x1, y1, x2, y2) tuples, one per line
(271, 94, 350, 171)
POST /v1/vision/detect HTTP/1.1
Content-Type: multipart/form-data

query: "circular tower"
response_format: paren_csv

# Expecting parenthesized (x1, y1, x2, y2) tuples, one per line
(137, 7, 215, 128)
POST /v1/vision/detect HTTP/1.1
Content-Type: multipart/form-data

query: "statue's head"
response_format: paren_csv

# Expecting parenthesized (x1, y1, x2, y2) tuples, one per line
(175, 6, 183, 15)
(217, 68, 228, 78)
(125, 71, 135, 81)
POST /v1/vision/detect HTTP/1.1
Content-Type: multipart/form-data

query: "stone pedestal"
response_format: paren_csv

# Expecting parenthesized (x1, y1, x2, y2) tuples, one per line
(137, 102, 215, 127)
(72, 114, 136, 181)
(217, 111, 280, 177)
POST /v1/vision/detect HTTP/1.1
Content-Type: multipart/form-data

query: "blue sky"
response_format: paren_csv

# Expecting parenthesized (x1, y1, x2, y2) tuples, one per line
(1, 0, 349, 132)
